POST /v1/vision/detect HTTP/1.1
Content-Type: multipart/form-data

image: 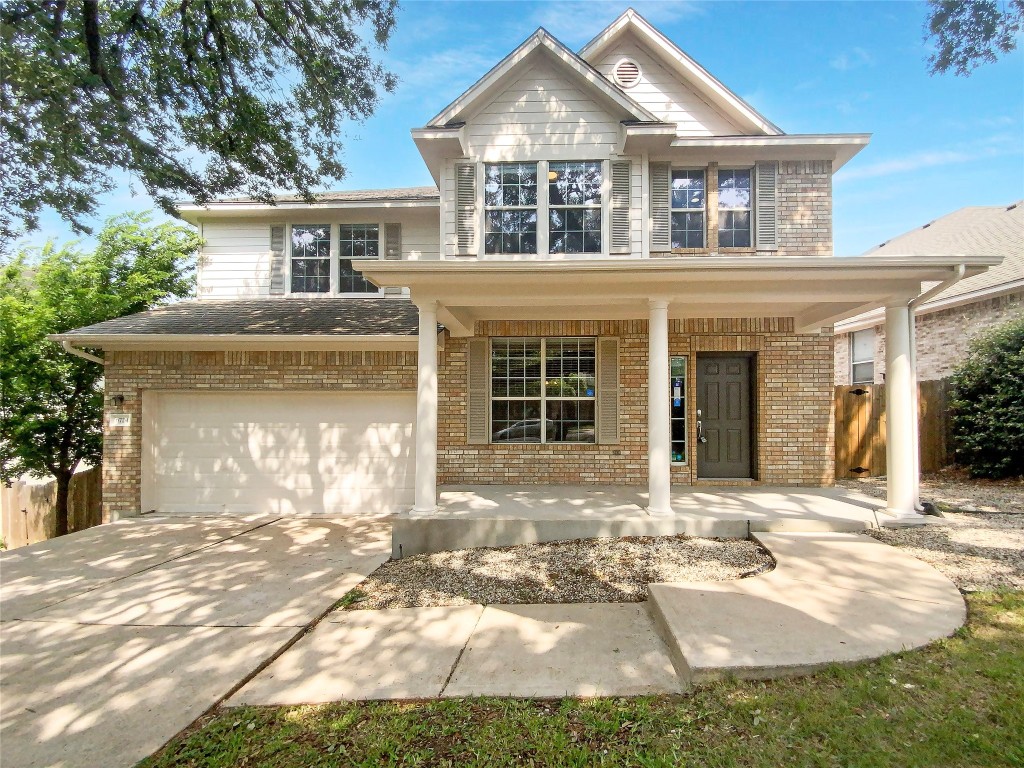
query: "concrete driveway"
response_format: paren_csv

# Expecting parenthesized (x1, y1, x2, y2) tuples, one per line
(0, 515, 391, 768)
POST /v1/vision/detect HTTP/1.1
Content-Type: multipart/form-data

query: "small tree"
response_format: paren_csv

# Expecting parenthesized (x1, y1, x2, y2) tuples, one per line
(948, 314, 1024, 478)
(0, 213, 199, 535)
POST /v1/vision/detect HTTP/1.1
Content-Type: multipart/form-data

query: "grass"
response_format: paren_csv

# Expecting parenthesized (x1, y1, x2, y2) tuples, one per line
(139, 591, 1024, 768)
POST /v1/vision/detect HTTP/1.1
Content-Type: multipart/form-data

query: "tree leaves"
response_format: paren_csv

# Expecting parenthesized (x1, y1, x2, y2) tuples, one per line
(0, 0, 398, 244)
(926, 0, 1024, 76)
(0, 212, 199, 498)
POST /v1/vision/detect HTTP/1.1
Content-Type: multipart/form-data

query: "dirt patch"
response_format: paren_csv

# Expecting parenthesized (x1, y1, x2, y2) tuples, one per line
(345, 535, 772, 610)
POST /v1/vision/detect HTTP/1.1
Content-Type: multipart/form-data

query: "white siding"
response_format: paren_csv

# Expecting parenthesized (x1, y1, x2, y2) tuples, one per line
(197, 222, 272, 299)
(398, 209, 441, 261)
(595, 36, 742, 137)
(463, 61, 622, 161)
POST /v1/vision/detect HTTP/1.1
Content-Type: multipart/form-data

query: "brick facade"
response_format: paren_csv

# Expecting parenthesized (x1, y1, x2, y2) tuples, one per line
(834, 292, 1023, 385)
(101, 321, 835, 519)
(101, 350, 418, 520)
(438, 318, 835, 488)
(777, 160, 833, 256)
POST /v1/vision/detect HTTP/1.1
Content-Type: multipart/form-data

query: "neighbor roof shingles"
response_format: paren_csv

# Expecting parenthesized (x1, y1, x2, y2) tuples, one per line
(61, 298, 421, 337)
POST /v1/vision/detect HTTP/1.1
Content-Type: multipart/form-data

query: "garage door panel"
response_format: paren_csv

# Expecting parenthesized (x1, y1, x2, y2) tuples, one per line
(147, 392, 415, 516)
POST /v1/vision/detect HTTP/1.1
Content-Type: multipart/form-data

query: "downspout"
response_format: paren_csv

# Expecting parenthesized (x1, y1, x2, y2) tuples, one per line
(906, 264, 966, 510)
(60, 340, 105, 366)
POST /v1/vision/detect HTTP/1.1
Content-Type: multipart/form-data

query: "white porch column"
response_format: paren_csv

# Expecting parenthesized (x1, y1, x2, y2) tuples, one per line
(647, 299, 673, 516)
(412, 300, 438, 515)
(885, 303, 918, 518)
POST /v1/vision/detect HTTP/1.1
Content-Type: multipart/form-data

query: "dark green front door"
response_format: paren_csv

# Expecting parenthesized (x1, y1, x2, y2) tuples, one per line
(697, 355, 753, 479)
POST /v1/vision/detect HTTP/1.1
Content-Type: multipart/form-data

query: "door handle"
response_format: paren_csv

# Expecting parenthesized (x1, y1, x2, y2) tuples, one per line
(697, 408, 707, 444)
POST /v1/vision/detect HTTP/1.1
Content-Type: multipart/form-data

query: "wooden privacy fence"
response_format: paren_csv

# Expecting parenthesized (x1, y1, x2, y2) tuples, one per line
(0, 467, 102, 550)
(835, 380, 954, 479)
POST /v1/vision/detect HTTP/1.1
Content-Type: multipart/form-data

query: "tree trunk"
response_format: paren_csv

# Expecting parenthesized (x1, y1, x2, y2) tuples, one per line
(54, 469, 72, 537)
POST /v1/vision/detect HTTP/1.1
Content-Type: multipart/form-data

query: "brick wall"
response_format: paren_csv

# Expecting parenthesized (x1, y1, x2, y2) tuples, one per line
(833, 292, 1023, 384)
(777, 160, 832, 256)
(439, 318, 835, 487)
(101, 349, 417, 520)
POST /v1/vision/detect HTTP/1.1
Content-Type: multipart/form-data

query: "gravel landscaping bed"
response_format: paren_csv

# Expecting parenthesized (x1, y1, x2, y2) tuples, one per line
(840, 473, 1024, 592)
(345, 535, 772, 610)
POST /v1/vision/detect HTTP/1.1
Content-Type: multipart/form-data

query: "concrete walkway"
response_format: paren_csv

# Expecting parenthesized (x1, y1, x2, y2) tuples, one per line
(230, 530, 965, 705)
(0, 516, 391, 768)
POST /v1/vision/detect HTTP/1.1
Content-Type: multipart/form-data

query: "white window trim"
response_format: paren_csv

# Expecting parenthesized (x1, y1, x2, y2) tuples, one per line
(482, 162, 541, 257)
(489, 336, 598, 445)
(669, 166, 707, 250)
(477, 160, 609, 259)
(850, 328, 875, 384)
(717, 165, 755, 250)
(286, 222, 385, 297)
(670, 355, 688, 465)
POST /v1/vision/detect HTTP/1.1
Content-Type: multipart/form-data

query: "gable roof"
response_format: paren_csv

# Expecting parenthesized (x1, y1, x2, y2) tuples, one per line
(834, 202, 1023, 332)
(425, 27, 660, 127)
(579, 8, 783, 136)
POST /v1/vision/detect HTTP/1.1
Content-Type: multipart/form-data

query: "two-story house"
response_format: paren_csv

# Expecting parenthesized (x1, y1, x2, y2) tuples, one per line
(55, 9, 998, 535)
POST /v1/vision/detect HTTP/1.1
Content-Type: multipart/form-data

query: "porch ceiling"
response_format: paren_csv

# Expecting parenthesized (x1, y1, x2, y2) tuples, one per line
(355, 256, 999, 336)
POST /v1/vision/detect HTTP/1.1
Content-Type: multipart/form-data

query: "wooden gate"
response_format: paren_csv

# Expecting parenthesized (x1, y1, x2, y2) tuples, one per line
(834, 380, 954, 478)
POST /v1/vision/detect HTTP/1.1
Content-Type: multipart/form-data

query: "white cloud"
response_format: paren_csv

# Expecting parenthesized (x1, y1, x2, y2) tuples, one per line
(830, 46, 874, 72)
(836, 138, 1021, 183)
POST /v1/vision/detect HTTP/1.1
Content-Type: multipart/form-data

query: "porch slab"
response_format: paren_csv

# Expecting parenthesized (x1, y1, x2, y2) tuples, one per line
(392, 485, 885, 557)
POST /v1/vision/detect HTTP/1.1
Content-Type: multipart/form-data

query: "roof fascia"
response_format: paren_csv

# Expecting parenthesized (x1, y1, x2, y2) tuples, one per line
(834, 278, 1024, 333)
(46, 333, 418, 352)
(178, 199, 439, 223)
(579, 9, 783, 136)
(663, 133, 871, 171)
(426, 28, 658, 127)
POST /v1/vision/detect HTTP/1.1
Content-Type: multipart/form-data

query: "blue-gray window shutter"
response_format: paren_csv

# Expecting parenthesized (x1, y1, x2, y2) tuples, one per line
(269, 225, 285, 295)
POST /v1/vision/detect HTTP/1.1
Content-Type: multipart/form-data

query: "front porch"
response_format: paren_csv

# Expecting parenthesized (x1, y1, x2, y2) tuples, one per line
(391, 484, 887, 557)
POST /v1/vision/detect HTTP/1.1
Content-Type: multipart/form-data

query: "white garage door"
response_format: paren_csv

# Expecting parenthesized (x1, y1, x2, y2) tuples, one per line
(143, 391, 415, 515)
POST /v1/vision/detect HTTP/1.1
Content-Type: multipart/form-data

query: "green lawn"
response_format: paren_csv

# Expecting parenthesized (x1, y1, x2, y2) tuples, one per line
(140, 591, 1023, 768)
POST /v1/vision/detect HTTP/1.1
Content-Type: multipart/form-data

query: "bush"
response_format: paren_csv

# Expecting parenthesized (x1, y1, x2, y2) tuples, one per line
(949, 314, 1024, 478)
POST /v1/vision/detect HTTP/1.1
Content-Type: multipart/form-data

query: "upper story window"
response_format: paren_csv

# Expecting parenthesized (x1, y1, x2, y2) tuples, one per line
(670, 169, 705, 249)
(851, 328, 875, 384)
(288, 224, 382, 295)
(339, 225, 380, 293)
(548, 161, 602, 254)
(718, 169, 752, 248)
(484, 163, 538, 255)
(290, 225, 331, 293)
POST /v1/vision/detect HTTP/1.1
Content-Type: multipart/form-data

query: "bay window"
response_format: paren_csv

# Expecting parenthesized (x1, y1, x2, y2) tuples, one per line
(491, 337, 597, 443)
(718, 168, 752, 248)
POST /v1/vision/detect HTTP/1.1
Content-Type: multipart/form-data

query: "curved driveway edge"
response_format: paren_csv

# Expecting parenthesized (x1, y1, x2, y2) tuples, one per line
(647, 532, 967, 682)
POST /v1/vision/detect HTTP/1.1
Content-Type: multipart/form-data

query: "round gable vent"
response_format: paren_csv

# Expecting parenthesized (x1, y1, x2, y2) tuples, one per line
(613, 58, 642, 89)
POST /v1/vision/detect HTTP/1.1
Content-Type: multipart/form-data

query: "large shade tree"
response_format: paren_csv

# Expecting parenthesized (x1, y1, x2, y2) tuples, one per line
(0, 0, 398, 244)
(0, 213, 200, 536)
(926, 0, 1024, 75)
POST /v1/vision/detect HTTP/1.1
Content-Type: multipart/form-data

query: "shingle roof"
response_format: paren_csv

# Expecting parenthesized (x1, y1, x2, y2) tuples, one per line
(867, 202, 1023, 303)
(61, 298, 420, 337)
(205, 186, 440, 205)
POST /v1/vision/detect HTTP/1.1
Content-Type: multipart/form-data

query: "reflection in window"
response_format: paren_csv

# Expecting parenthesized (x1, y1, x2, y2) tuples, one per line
(338, 225, 380, 293)
(490, 337, 596, 443)
(290, 225, 331, 293)
(851, 328, 875, 384)
(549, 162, 602, 254)
(670, 170, 705, 249)
(484, 163, 538, 254)
(670, 356, 687, 463)
(718, 169, 752, 248)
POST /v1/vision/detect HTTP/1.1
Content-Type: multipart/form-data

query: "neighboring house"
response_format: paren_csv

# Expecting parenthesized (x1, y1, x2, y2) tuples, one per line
(834, 202, 1023, 385)
(54, 9, 998, 522)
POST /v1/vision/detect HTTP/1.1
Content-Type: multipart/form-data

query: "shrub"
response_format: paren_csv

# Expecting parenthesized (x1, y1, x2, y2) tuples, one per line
(948, 314, 1024, 478)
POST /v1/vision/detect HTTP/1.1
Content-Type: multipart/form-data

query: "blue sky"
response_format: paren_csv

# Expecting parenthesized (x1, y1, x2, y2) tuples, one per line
(18, 0, 1024, 255)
